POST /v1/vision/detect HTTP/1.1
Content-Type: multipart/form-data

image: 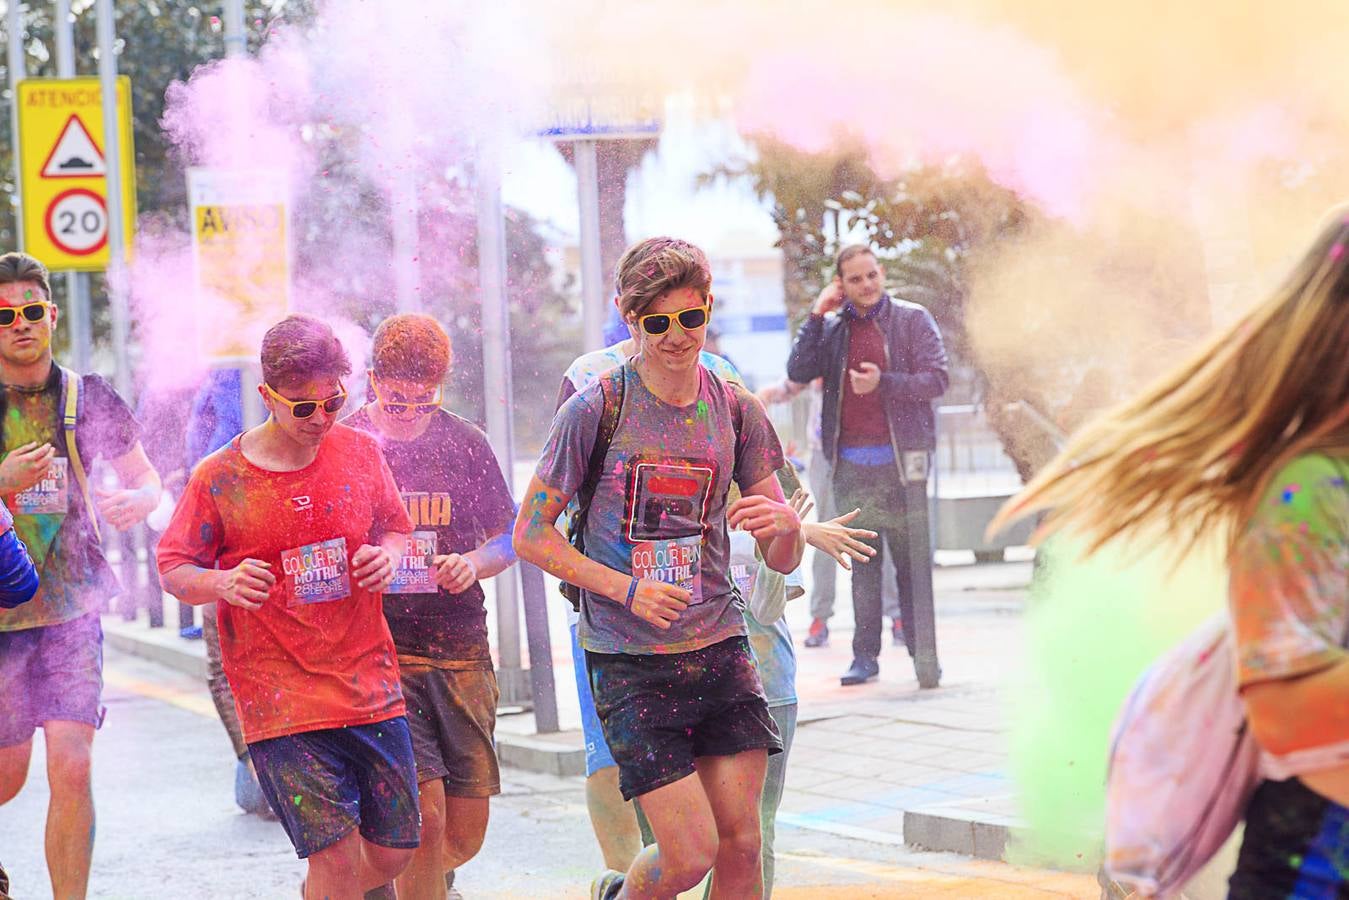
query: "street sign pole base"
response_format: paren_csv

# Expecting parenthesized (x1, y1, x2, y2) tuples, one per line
(903, 452, 942, 690)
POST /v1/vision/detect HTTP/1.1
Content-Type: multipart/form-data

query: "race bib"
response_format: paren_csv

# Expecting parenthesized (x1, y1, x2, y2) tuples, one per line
(281, 537, 351, 606)
(13, 457, 69, 516)
(387, 530, 437, 595)
(631, 535, 703, 606)
(728, 530, 759, 600)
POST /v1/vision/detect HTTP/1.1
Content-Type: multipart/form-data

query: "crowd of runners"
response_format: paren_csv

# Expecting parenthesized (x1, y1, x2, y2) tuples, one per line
(1, 208, 1345, 900)
(0, 237, 920, 900)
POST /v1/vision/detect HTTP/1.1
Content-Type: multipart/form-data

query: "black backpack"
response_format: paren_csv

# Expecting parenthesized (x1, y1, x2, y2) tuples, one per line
(558, 365, 745, 610)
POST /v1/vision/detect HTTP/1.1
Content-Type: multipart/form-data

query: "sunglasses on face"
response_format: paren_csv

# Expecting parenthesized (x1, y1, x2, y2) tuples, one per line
(635, 304, 710, 336)
(264, 383, 348, 420)
(0, 302, 51, 328)
(370, 376, 441, 417)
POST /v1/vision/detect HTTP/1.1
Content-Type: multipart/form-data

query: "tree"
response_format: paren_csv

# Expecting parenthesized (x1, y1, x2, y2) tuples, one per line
(554, 138, 658, 324)
(701, 136, 882, 327)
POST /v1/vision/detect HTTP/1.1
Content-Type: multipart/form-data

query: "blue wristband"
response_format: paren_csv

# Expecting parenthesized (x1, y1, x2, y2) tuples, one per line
(625, 577, 639, 611)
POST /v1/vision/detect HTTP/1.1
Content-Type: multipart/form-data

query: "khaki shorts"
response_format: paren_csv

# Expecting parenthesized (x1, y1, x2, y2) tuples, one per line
(399, 662, 501, 797)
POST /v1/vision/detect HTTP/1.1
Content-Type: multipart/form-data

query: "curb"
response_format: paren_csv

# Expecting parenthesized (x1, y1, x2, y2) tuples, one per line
(903, 804, 1017, 862)
(102, 616, 207, 681)
(494, 730, 587, 778)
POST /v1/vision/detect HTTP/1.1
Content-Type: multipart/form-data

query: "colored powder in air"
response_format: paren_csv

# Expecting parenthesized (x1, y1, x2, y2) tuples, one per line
(1006, 531, 1226, 868)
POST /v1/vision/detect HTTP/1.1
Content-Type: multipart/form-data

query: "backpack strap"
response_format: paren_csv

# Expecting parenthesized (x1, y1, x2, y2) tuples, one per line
(58, 366, 100, 542)
(559, 365, 626, 609)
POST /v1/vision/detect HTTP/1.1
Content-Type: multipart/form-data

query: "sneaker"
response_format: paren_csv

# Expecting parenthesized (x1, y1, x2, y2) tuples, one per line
(840, 657, 880, 686)
(591, 869, 625, 900)
(803, 618, 829, 648)
(891, 618, 905, 647)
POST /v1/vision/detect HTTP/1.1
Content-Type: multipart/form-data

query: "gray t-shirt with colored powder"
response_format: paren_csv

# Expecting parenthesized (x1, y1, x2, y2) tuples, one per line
(535, 361, 784, 655)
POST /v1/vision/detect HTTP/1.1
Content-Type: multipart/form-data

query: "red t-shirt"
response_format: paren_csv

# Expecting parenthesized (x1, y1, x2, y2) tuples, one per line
(156, 425, 415, 743)
(839, 317, 890, 447)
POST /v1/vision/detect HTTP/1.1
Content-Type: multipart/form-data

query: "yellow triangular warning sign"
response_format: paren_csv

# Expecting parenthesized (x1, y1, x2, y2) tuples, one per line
(41, 115, 106, 179)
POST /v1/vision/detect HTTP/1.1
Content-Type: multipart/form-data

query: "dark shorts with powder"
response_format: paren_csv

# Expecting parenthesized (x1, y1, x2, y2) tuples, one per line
(0, 611, 104, 748)
(247, 717, 420, 859)
(1230, 777, 1349, 899)
(400, 662, 501, 798)
(586, 635, 782, 801)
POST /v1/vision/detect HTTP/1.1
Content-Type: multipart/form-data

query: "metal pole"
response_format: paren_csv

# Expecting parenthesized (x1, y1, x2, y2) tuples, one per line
(474, 146, 559, 727)
(95, 0, 131, 400)
(222, 0, 245, 59)
(390, 165, 420, 312)
(574, 139, 605, 351)
(900, 451, 941, 689)
(53, 0, 91, 372)
(475, 146, 524, 687)
(7, 1, 26, 250)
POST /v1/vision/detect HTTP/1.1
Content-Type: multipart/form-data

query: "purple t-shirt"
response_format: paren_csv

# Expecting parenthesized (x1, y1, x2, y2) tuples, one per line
(346, 406, 516, 663)
(535, 361, 784, 655)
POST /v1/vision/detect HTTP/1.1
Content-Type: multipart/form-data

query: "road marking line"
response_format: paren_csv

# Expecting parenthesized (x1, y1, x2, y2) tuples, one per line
(777, 812, 907, 846)
(104, 668, 220, 720)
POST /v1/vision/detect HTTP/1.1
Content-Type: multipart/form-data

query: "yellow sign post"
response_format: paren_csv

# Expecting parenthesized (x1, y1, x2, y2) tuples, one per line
(15, 77, 136, 271)
(187, 168, 291, 362)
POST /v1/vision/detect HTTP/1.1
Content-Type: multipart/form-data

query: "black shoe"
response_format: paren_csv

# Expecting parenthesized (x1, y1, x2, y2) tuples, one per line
(840, 658, 879, 686)
(803, 618, 829, 648)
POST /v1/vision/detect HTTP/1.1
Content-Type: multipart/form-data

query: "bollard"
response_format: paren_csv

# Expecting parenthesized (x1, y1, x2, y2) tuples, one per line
(900, 450, 941, 689)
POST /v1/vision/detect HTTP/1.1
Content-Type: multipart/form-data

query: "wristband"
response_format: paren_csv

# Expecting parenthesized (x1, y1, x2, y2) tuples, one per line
(625, 577, 639, 611)
(463, 555, 479, 584)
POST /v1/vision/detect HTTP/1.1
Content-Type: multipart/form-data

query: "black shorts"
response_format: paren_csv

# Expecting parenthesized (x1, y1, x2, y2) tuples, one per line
(586, 636, 782, 801)
(1230, 777, 1349, 898)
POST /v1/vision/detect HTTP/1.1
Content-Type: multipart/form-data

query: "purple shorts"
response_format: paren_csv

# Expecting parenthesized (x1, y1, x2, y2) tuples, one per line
(0, 611, 105, 748)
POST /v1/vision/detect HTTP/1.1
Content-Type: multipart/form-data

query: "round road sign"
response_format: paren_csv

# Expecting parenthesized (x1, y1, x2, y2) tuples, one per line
(44, 188, 108, 256)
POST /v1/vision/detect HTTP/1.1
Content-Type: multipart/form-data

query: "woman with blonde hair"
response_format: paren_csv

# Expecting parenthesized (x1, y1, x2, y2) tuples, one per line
(991, 209, 1349, 897)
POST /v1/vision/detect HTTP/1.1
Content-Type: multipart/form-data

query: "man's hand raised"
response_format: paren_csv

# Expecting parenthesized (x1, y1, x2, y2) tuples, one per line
(812, 278, 845, 316)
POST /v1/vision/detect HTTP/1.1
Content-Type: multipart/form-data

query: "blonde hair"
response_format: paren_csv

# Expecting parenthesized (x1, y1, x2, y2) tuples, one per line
(614, 237, 711, 318)
(990, 207, 1349, 558)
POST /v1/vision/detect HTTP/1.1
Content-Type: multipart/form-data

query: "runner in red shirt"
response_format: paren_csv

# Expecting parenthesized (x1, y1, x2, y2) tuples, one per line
(157, 315, 417, 900)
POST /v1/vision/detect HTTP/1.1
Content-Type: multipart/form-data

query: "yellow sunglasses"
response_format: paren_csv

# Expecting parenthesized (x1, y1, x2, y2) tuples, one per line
(370, 375, 442, 417)
(635, 304, 710, 336)
(0, 301, 52, 328)
(264, 383, 348, 420)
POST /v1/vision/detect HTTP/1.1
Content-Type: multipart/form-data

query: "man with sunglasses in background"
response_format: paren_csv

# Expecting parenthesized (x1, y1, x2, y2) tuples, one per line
(516, 237, 803, 900)
(345, 313, 517, 900)
(157, 314, 419, 900)
(0, 252, 161, 900)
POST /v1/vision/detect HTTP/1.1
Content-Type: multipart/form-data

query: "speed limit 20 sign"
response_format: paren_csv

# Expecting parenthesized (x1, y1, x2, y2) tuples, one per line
(15, 77, 137, 272)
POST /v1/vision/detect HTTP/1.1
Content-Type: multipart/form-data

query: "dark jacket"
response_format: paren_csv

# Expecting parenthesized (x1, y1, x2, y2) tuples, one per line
(786, 295, 949, 464)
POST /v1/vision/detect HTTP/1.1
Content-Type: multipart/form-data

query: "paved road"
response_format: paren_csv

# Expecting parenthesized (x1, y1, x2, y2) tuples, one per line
(0, 648, 1094, 899)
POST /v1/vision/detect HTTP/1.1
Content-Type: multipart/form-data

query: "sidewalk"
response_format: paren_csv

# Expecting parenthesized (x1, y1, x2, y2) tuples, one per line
(103, 555, 1042, 866)
(779, 558, 1029, 862)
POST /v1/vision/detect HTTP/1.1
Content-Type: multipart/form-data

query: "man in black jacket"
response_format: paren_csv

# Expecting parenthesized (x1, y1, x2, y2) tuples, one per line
(786, 245, 949, 685)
